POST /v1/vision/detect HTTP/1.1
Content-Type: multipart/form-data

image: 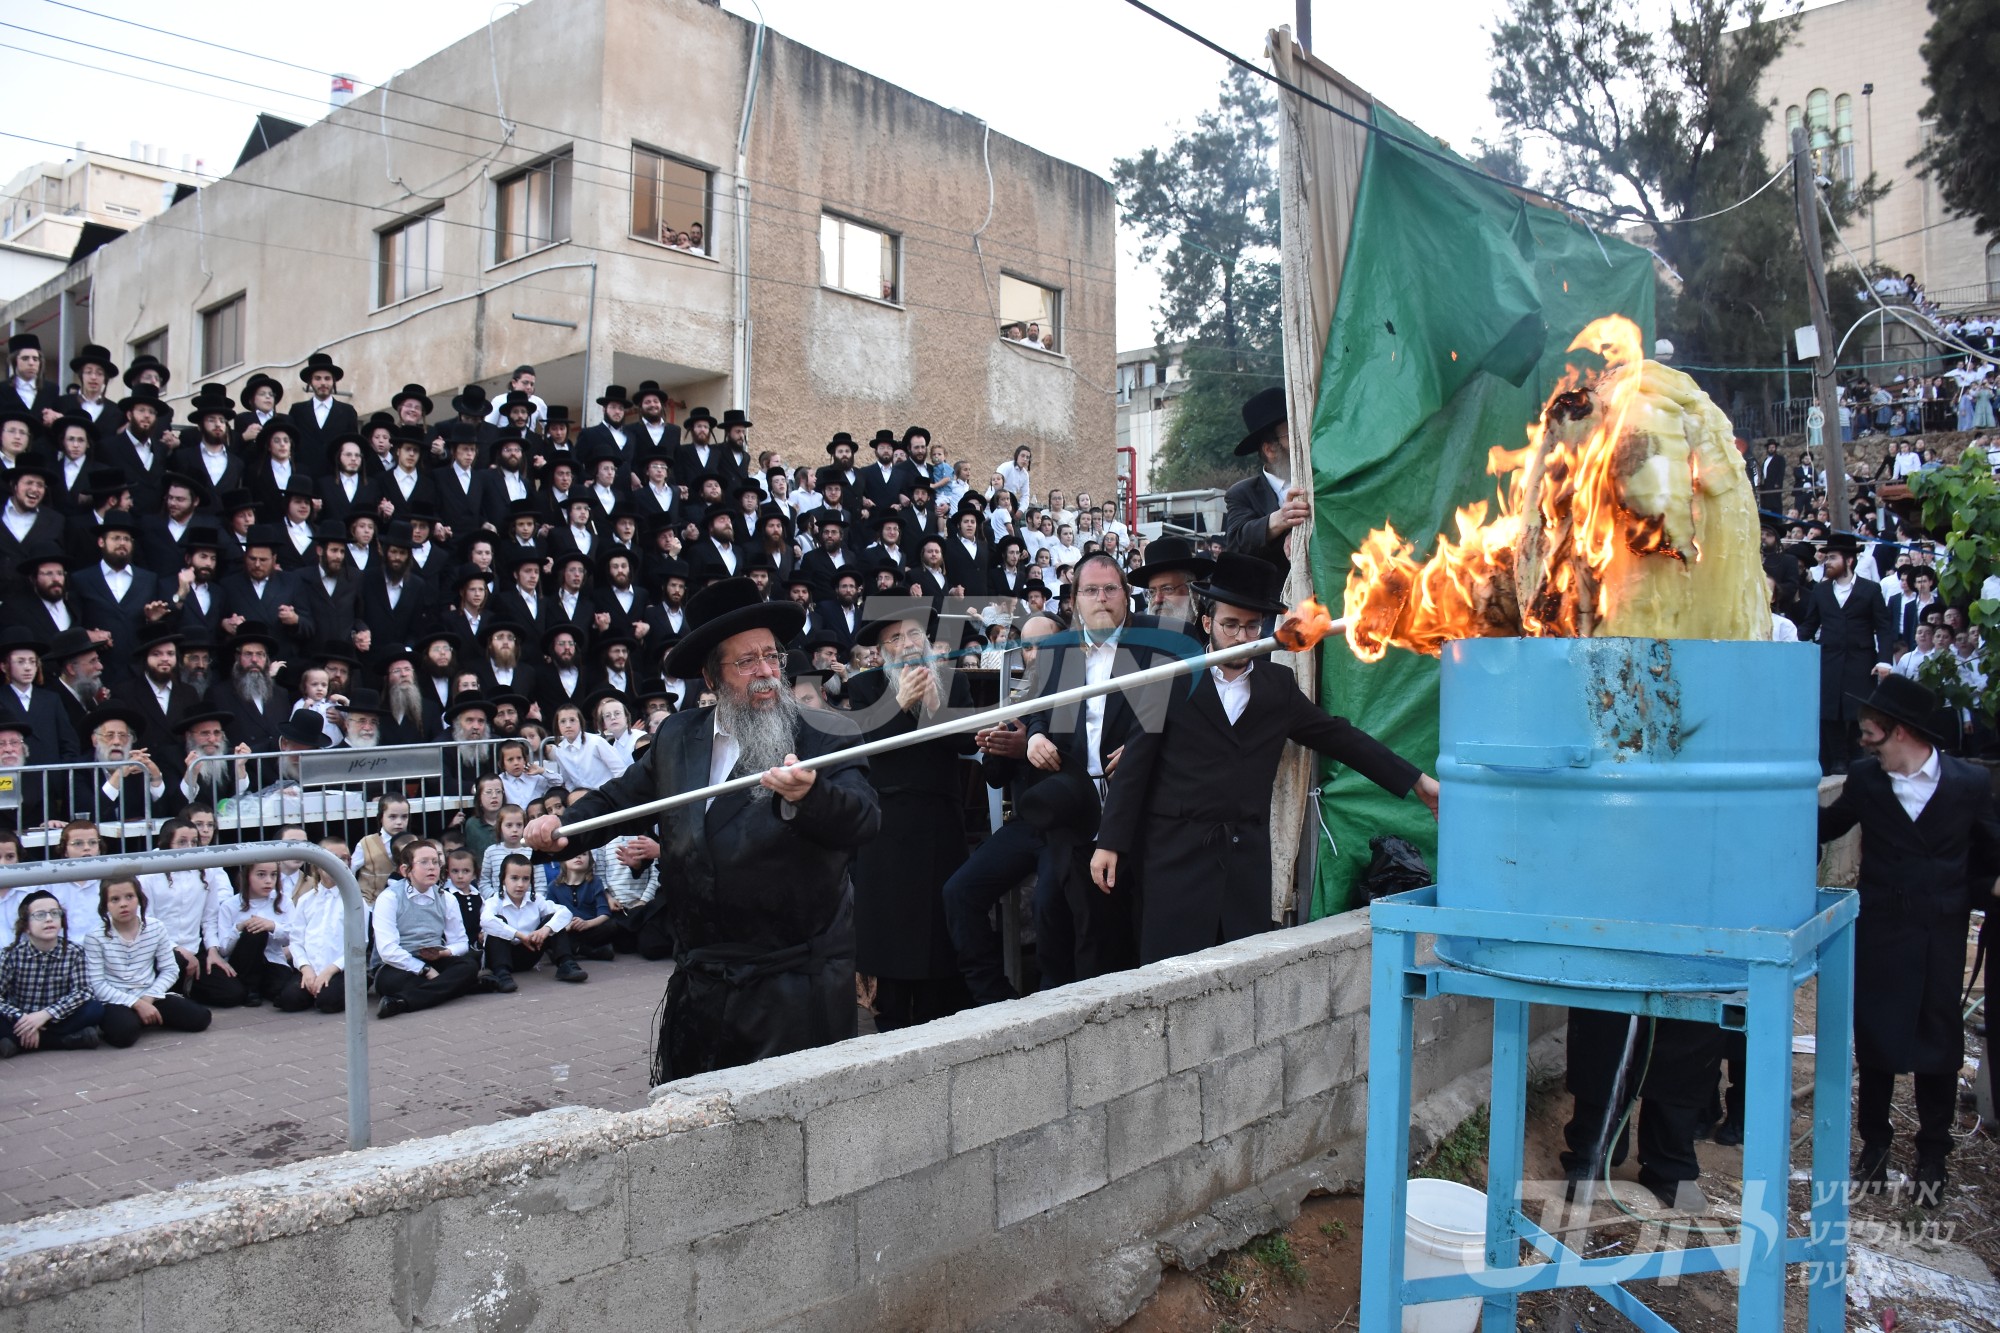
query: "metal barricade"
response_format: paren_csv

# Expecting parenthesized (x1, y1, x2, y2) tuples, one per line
(3, 739, 497, 853)
(0, 840, 372, 1150)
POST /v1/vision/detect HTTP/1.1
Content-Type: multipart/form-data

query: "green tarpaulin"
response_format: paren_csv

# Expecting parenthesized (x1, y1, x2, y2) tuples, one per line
(1307, 107, 1658, 918)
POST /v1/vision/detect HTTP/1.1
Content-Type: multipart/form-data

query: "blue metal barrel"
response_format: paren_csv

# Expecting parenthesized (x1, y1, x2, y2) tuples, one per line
(1432, 636, 1821, 990)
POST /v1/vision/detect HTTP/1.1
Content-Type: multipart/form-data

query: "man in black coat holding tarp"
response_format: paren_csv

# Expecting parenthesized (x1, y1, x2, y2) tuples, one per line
(1795, 531, 1895, 773)
(1819, 674, 2000, 1207)
(1090, 553, 1435, 964)
(526, 577, 880, 1082)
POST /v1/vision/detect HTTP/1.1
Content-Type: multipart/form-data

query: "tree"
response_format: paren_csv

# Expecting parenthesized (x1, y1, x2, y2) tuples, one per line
(1113, 67, 1283, 490)
(1488, 0, 1877, 410)
(1912, 0, 2000, 238)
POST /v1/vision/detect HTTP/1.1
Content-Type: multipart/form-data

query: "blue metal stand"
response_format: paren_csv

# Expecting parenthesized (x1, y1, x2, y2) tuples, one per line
(1359, 886, 1859, 1333)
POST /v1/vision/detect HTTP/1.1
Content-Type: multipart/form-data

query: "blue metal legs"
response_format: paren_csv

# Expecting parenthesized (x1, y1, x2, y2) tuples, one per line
(1807, 908, 1855, 1333)
(1360, 921, 1418, 1333)
(1482, 999, 1530, 1333)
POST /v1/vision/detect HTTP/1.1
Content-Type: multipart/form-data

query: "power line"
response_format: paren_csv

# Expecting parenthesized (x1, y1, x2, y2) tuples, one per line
(31, 0, 1120, 279)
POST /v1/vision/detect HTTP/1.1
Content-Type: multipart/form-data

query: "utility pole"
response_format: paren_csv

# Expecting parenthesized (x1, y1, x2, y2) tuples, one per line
(1862, 83, 1876, 266)
(1793, 126, 1849, 531)
(1296, 0, 1312, 52)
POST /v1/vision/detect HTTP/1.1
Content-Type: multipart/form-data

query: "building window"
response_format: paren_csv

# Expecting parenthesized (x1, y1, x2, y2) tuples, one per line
(1784, 105, 1802, 149)
(819, 213, 899, 303)
(199, 295, 244, 376)
(631, 145, 712, 253)
(999, 273, 1062, 352)
(1987, 239, 2000, 301)
(1806, 89, 1831, 154)
(378, 208, 444, 306)
(495, 152, 572, 264)
(1835, 93, 1856, 181)
(130, 326, 168, 369)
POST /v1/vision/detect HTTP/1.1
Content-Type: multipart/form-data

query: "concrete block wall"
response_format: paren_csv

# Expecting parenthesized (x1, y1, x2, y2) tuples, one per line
(0, 911, 1521, 1333)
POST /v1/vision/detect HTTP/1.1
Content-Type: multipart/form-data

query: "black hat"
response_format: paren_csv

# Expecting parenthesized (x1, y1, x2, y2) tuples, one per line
(1849, 675, 1946, 743)
(48, 412, 95, 443)
(1022, 579, 1051, 599)
(390, 383, 433, 415)
(732, 479, 763, 502)
(190, 382, 236, 419)
(180, 521, 222, 552)
(813, 508, 849, 529)
(8, 453, 58, 487)
(121, 354, 171, 390)
(507, 498, 540, 522)
(551, 549, 592, 574)
(282, 475, 317, 501)
(243, 522, 285, 551)
(380, 521, 416, 551)
(487, 690, 530, 716)
(855, 596, 933, 648)
(389, 424, 427, 453)
(14, 545, 63, 577)
(545, 404, 571, 426)
(452, 563, 492, 591)
(580, 685, 634, 722)
(0, 714, 29, 740)
(665, 576, 807, 678)
(276, 712, 331, 749)
(476, 618, 528, 646)
(83, 702, 148, 738)
(719, 408, 752, 430)
(220, 487, 258, 515)
(444, 691, 491, 723)
(595, 384, 631, 407)
(685, 405, 717, 427)
(1234, 386, 1288, 457)
(1129, 535, 1216, 584)
(542, 623, 582, 653)
(6, 333, 39, 357)
(174, 707, 235, 734)
(413, 627, 462, 660)
(313, 518, 347, 545)
(43, 628, 100, 666)
(240, 372, 285, 407)
(128, 627, 183, 661)
(299, 351, 344, 385)
(97, 511, 138, 535)
(634, 380, 668, 406)
(0, 626, 48, 656)
(341, 687, 385, 718)
(503, 543, 546, 569)
(449, 384, 490, 416)
(501, 389, 535, 414)
(902, 425, 931, 446)
(825, 431, 857, 456)
(117, 382, 168, 414)
(739, 549, 777, 575)
(868, 429, 897, 449)
(69, 344, 119, 378)
(1823, 532, 1861, 558)
(1191, 551, 1289, 615)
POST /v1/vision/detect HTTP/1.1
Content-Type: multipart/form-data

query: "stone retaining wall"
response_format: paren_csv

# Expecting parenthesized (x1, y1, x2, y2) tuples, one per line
(0, 911, 1543, 1333)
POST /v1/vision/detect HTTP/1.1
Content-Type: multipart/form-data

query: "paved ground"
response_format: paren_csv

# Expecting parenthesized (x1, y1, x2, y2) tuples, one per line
(0, 955, 672, 1224)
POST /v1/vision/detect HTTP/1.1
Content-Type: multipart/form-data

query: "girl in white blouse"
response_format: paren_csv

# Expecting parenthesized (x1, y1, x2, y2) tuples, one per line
(278, 852, 350, 1014)
(137, 819, 233, 996)
(202, 861, 294, 1008)
(85, 876, 213, 1047)
(547, 703, 629, 791)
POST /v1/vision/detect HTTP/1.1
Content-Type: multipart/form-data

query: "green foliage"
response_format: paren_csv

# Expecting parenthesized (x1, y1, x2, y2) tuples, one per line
(1206, 1270, 1246, 1303)
(1113, 66, 1283, 492)
(1416, 1104, 1491, 1185)
(1246, 1231, 1308, 1287)
(1913, 0, 2000, 237)
(1319, 1217, 1349, 1240)
(1487, 0, 1881, 395)
(1907, 455, 2000, 721)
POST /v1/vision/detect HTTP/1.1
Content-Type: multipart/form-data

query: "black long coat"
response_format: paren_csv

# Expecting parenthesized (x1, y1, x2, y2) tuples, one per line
(846, 670, 971, 980)
(1098, 661, 1420, 964)
(1222, 473, 1287, 569)
(559, 704, 880, 1080)
(1796, 576, 1895, 720)
(1819, 754, 2000, 1072)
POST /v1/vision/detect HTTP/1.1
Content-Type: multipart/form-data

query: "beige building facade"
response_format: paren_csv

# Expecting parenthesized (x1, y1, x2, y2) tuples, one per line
(1759, 0, 1994, 305)
(1, 0, 1115, 498)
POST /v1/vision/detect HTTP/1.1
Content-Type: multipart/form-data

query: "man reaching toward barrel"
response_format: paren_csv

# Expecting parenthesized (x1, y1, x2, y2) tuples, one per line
(526, 577, 880, 1081)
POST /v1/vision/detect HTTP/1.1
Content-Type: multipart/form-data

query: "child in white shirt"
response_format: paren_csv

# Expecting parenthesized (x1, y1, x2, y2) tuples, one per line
(479, 854, 583, 990)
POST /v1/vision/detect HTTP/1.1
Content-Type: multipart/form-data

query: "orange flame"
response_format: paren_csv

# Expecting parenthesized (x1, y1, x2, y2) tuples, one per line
(1344, 315, 1729, 662)
(1275, 598, 1339, 653)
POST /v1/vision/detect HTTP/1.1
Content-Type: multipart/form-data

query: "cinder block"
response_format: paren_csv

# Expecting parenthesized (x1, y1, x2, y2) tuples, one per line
(522, 1254, 695, 1333)
(805, 1070, 950, 1203)
(995, 1107, 1110, 1226)
(949, 1041, 1068, 1152)
(139, 1214, 404, 1333)
(944, 1211, 1072, 1320)
(1067, 1133, 1259, 1248)
(628, 1117, 805, 1250)
(420, 1152, 628, 1293)
(1200, 1044, 1285, 1142)
(1166, 986, 1256, 1073)
(0, 1280, 142, 1333)
(1328, 938, 1372, 1017)
(1282, 1017, 1358, 1105)
(691, 1202, 857, 1333)
(1067, 1006, 1168, 1108)
(1105, 1070, 1202, 1179)
(1254, 958, 1334, 1042)
(1249, 1091, 1341, 1182)
(802, 1264, 953, 1333)
(853, 1148, 997, 1277)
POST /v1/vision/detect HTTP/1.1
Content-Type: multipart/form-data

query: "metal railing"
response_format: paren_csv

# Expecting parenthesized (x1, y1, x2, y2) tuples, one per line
(0, 840, 371, 1150)
(2, 738, 497, 850)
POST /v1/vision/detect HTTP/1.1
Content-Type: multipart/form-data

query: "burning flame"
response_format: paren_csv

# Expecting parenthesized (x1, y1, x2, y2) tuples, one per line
(1275, 598, 1340, 653)
(1343, 316, 1769, 662)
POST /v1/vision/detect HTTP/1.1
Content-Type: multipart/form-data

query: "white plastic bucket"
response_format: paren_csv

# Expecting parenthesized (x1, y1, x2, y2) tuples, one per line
(1402, 1177, 1489, 1333)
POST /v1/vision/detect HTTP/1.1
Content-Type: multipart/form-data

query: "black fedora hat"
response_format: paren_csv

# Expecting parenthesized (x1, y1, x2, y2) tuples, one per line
(685, 405, 717, 427)
(1234, 386, 1288, 457)
(313, 518, 348, 545)
(299, 351, 344, 385)
(180, 521, 222, 552)
(1849, 675, 1947, 744)
(825, 431, 857, 456)
(43, 628, 100, 666)
(1129, 535, 1216, 584)
(14, 544, 64, 577)
(444, 691, 491, 722)
(868, 429, 897, 449)
(450, 384, 490, 415)
(665, 576, 807, 678)
(80, 464, 127, 496)
(545, 404, 571, 426)
(0, 626, 49, 656)
(390, 383, 433, 415)
(240, 372, 286, 407)
(83, 702, 148, 738)
(8, 453, 59, 487)
(122, 354, 171, 390)
(633, 380, 668, 406)
(117, 382, 168, 414)
(1191, 552, 1289, 614)
(595, 384, 631, 407)
(219, 487, 258, 515)
(901, 425, 931, 446)
(1823, 531, 1861, 558)
(720, 408, 752, 430)
(341, 686, 386, 718)
(189, 383, 236, 419)
(276, 713, 331, 749)
(226, 620, 281, 655)
(174, 707, 235, 735)
(243, 522, 286, 551)
(128, 627, 183, 661)
(69, 343, 119, 379)
(6, 333, 39, 356)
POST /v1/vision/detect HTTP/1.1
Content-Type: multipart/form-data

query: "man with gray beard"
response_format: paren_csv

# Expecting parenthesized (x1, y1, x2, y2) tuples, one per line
(529, 577, 879, 1081)
(212, 623, 291, 753)
(441, 694, 492, 795)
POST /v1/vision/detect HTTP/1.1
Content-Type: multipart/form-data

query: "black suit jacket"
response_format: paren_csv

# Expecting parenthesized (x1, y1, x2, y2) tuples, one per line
(315, 470, 370, 530)
(70, 563, 161, 664)
(1796, 577, 1895, 720)
(97, 431, 171, 515)
(57, 395, 123, 444)
(0, 505, 67, 565)
(0, 683, 81, 762)
(857, 460, 923, 513)
(1755, 453, 1787, 494)
(166, 443, 245, 506)
(812, 599, 863, 651)
(434, 463, 485, 536)
(215, 569, 316, 655)
(358, 570, 437, 656)
(293, 563, 362, 649)
(797, 548, 861, 599)
(1222, 472, 1290, 569)
(943, 535, 990, 597)
(285, 398, 359, 474)
(577, 423, 632, 470)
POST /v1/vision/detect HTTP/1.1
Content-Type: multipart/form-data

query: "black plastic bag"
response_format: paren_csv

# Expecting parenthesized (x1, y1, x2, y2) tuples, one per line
(1360, 834, 1433, 901)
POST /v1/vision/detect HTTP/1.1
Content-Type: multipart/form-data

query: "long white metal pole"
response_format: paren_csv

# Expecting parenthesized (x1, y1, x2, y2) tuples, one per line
(555, 622, 1346, 840)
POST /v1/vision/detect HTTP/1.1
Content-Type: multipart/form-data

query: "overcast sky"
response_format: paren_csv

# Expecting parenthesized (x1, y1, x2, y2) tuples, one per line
(0, 0, 1591, 348)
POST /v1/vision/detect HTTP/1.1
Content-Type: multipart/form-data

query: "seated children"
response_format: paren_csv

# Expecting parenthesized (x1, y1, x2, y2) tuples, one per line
(0, 890, 102, 1054)
(545, 848, 619, 961)
(370, 838, 479, 1019)
(84, 876, 213, 1045)
(479, 854, 585, 991)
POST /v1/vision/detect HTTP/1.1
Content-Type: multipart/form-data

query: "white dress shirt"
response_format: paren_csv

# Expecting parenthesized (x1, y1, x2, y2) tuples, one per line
(1213, 662, 1253, 725)
(1, 501, 36, 542)
(550, 732, 629, 791)
(101, 560, 133, 601)
(313, 395, 333, 427)
(370, 882, 470, 973)
(1888, 745, 1941, 822)
(1082, 631, 1121, 784)
(708, 711, 739, 809)
(481, 891, 572, 943)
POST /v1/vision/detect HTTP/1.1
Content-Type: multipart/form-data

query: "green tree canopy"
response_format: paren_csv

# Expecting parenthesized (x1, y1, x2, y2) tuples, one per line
(1913, 0, 2000, 237)
(1113, 66, 1282, 490)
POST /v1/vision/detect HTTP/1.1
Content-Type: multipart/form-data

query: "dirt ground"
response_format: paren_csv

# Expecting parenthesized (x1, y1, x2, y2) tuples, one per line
(1120, 984, 1997, 1333)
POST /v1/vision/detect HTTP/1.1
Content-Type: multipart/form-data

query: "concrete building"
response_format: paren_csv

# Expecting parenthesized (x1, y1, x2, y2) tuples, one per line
(1759, 0, 1993, 306)
(1115, 341, 1187, 495)
(0, 0, 1115, 496)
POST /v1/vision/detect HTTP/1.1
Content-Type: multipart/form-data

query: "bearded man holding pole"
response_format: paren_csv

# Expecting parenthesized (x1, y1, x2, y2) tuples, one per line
(526, 576, 880, 1081)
